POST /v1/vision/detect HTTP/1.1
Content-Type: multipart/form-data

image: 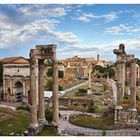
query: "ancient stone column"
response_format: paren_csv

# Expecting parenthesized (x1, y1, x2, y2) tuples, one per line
(30, 54, 38, 128)
(38, 60, 46, 123)
(129, 59, 137, 111)
(88, 69, 91, 88)
(116, 61, 123, 107)
(115, 61, 123, 123)
(121, 61, 125, 97)
(87, 66, 92, 94)
(52, 60, 59, 127)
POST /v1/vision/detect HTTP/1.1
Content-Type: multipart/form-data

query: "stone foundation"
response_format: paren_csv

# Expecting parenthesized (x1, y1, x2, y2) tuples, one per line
(28, 122, 46, 136)
(115, 109, 138, 126)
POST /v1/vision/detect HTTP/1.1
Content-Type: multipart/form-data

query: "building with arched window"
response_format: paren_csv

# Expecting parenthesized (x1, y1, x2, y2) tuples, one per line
(2, 57, 30, 103)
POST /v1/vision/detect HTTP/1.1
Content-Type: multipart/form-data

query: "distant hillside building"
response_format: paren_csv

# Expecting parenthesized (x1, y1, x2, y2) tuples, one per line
(1, 57, 31, 103)
(60, 55, 113, 79)
(60, 56, 95, 78)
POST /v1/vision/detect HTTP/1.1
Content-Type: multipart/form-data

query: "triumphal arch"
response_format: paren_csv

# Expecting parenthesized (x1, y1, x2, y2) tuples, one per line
(28, 44, 59, 135)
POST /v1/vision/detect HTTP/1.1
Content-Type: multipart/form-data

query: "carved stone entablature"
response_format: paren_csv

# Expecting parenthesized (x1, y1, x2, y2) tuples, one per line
(30, 44, 57, 60)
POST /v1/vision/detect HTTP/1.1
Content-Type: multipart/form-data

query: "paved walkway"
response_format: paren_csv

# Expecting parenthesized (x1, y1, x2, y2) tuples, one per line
(59, 110, 102, 135)
(59, 110, 140, 136)
(64, 81, 88, 94)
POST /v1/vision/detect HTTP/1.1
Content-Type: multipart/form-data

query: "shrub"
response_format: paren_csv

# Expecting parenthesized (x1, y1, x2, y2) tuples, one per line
(78, 88, 87, 93)
(88, 105, 95, 113)
(103, 107, 115, 117)
(45, 79, 63, 91)
(102, 130, 106, 136)
(45, 109, 53, 122)
(16, 105, 30, 112)
(75, 91, 85, 96)
(123, 95, 128, 100)
(59, 85, 63, 91)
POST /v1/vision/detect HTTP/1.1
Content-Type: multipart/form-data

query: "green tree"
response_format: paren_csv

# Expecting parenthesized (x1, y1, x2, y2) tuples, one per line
(45, 79, 63, 91)
(47, 67, 64, 78)
(47, 68, 53, 77)
(95, 65, 115, 78)
(136, 58, 140, 66)
(46, 79, 53, 91)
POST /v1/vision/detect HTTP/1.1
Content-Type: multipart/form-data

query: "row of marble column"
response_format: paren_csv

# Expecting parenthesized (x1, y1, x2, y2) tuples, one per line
(30, 57, 59, 128)
(116, 58, 136, 111)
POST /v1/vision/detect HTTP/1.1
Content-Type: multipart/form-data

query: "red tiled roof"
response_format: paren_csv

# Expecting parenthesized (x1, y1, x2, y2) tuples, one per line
(1, 56, 29, 64)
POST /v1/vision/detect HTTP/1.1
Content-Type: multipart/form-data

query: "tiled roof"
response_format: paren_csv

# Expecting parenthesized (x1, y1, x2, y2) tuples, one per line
(1, 56, 29, 64)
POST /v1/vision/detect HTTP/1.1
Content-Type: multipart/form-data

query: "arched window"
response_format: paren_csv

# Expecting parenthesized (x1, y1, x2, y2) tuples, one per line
(15, 81, 23, 102)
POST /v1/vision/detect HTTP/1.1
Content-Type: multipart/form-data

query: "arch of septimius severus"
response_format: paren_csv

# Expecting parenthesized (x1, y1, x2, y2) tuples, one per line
(28, 44, 59, 135)
(113, 44, 138, 127)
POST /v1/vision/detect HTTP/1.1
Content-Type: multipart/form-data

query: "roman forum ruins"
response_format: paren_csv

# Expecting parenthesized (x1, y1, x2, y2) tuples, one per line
(28, 44, 59, 135)
(113, 44, 138, 126)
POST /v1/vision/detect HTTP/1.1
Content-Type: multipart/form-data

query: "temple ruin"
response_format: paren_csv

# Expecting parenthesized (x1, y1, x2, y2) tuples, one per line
(28, 44, 59, 135)
(113, 44, 138, 126)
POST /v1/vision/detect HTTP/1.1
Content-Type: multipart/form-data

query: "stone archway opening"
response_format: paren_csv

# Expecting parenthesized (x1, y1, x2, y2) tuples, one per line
(7, 88, 11, 95)
(15, 81, 23, 102)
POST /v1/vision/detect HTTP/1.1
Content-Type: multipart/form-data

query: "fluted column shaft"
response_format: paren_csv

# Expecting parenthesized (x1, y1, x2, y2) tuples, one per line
(38, 60, 46, 123)
(52, 60, 59, 127)
(116, 61, 123, 107)
(30, 58, 38, 128)
(129, 59, 137, 110)
(88, 69, 92, 89)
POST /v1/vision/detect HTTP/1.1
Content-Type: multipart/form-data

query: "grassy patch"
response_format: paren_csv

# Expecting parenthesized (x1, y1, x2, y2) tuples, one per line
(0, 107, 30, 136)
(92, 85, 104, 94)
(37, 127, 59, 136)
(69, 114, 114, 130)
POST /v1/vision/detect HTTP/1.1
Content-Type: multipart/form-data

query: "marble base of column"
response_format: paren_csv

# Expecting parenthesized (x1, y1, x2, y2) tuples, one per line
(87, 89, 92, 94)
(30, 105, 39, 128)
(38, 118, 47, 124)
(115, 106, 123, 123)
(128, 109, 137, 124)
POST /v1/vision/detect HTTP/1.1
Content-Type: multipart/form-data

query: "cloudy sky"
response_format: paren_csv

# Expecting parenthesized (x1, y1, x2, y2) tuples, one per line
(0, 4, 140, 61)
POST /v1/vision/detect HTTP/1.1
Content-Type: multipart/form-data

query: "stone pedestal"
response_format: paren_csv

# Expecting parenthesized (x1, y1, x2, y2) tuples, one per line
(87, 89, 92, 94)
(28, 125, 39, 136)
(38, 60, 46, 123)
(128, 108, 138, 124)
(115, 106, 123, 123)
(28, 122, 46, 136)
(52, 61, 59, 127)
